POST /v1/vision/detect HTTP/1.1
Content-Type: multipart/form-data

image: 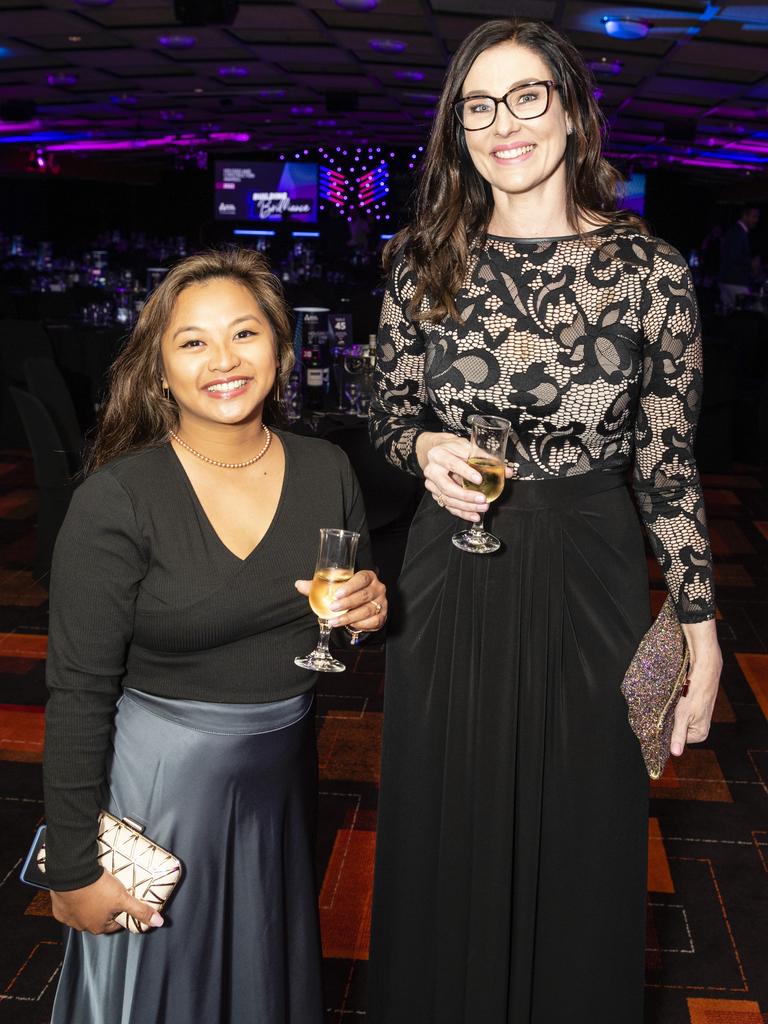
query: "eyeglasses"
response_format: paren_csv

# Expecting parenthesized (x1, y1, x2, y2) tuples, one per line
(454, 80, 559, 131)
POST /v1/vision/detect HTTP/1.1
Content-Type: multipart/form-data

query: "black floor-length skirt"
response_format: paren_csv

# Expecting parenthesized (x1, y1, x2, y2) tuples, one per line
(368, 471, 651, 1024)
(52, 687, 322, 1024)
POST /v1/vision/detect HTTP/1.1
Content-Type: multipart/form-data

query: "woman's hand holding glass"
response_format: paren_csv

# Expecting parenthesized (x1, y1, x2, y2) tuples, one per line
(294, 568, 386, 633)
(418, 433, 515, 522)
(294, 528, 387, 672)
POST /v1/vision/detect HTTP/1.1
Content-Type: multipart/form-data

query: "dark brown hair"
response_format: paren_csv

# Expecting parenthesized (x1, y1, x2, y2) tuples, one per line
(385, 19, 644, 321)
(86, 248, 294, 472)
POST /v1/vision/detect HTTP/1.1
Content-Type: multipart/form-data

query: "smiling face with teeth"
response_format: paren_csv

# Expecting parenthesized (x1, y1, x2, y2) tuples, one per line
(160, 276, 279, 434)
(460, 41, 572, 229)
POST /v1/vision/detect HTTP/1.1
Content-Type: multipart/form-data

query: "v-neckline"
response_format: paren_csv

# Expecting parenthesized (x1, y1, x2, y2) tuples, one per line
(167, 428, 290, 564)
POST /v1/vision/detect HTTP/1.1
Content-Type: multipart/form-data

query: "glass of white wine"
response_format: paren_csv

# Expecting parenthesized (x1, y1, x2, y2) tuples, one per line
(452, 414, 511, 555)
(295, 528, 360, 673)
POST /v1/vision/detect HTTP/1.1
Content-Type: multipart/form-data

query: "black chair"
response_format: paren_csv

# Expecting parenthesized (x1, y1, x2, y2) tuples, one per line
(9, 385, 75, 577)
(24, 357, 84, 473)
(697, 337, 735, 471)
(0, 319, 56, 447)
(720, 310, 767, 464)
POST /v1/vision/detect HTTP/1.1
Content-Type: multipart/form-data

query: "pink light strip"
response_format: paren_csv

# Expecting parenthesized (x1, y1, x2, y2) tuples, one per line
(45, 132, 249, 153)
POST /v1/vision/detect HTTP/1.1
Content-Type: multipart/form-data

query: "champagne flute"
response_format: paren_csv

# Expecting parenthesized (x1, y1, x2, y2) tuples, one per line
(452, 414, 511, 555)
(295, 528, 360, 673)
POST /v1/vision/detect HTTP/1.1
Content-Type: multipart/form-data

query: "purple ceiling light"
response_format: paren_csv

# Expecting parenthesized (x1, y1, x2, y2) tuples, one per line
(586, 57, 623, 75)
(158, 34, 197, 49)
(47, 72, 78, 86)
(394, 69, 424, 82)
(46, 132, 253, 153)
(209, 131, 250, 142)
(369, 38, 407, 54)
(602, 16, 651, 40)
(291, 105, 315, 115)
(218, 66, 248, 77)
(335, 0, 378, 9)
(0, 119, 41, 134)
(258, 88, 285, 99)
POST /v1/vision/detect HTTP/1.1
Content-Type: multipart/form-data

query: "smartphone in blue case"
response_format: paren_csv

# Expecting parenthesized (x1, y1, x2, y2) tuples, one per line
(19, 825, 50, 890)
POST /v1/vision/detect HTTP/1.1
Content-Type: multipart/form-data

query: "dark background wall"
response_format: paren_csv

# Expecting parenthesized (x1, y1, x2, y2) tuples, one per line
(1, 158, 766, 256)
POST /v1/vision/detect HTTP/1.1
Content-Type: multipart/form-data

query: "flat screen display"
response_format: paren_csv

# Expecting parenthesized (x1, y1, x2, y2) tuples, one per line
(622, 172, 646, 216)
(214, 161, 318, 222)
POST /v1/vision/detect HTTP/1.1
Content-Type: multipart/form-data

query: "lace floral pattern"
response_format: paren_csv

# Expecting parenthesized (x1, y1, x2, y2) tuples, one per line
(369, 226, 715, 623)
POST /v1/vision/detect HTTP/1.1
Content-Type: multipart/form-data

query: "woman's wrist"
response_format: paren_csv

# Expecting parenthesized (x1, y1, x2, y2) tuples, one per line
(681, 618, 721, 666)
(415, 431, 451, 471)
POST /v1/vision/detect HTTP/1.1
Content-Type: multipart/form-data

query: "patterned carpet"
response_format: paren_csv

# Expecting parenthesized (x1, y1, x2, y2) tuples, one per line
(0, 453, 766, 1024)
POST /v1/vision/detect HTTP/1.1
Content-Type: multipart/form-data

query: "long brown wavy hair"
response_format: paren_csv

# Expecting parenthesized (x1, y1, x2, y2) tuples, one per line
(385, 19, 644, 322)
(86, 248, 294, 473)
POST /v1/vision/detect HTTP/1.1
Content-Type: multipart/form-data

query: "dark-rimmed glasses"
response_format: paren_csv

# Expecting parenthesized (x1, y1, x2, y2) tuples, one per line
(454, 80, 559, 131)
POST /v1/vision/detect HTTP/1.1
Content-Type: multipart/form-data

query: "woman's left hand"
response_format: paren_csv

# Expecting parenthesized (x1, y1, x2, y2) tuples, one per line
(670, 619, 723, 757)
(295, 569, 387, 633)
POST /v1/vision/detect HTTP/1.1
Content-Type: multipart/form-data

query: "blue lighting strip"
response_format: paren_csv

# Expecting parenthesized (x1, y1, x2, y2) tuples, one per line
(0, 130, 86, 144)
(319, 164, 348, 206)
(292, 231, 320, 238)
(357, 164, 389, 208)
(233, 229, 276, 236)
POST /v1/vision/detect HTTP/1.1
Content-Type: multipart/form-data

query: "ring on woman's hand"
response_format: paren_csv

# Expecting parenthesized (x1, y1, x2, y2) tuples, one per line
(370, 599, 382, 615)
(436, 493, 445, 507)
(344, 626, 363, 645)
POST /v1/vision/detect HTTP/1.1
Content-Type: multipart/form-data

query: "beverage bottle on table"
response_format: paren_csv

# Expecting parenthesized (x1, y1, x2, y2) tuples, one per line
(302, 334, 324, 412)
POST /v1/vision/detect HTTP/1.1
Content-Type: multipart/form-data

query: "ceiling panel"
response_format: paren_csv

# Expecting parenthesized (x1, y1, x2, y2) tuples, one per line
(0, 0, 764, 169)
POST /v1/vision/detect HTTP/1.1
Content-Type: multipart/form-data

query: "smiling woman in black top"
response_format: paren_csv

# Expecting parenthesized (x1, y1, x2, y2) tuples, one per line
(43, 248, 387, 1024)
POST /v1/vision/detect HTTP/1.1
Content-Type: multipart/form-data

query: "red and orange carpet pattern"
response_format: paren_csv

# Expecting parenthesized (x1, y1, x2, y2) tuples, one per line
(0, 455, 766, 1023)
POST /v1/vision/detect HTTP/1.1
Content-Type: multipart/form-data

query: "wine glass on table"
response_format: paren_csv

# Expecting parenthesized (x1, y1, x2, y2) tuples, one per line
(343, 345, 366, 416)
(295, 528, 360, 673)
(451, 414, 511, 555)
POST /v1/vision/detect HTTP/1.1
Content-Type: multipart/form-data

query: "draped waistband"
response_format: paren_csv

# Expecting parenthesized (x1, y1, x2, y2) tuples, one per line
(119, 687, 314, 735)
(495, 469, 628, 511)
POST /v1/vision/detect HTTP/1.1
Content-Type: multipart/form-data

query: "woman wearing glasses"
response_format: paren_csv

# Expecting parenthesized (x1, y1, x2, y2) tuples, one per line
(368, 19, 720, 1024)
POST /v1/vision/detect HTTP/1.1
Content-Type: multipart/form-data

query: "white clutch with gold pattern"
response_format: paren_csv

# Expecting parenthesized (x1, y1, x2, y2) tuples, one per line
(32, 811, 182, 933)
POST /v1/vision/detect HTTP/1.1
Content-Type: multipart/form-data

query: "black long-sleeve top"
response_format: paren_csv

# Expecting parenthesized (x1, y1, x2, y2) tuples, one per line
(43, 430, 371, 890)
(369, 226, 715, 624)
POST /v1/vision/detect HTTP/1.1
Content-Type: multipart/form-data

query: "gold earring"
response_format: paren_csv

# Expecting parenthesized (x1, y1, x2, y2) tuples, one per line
(161, 379, 170, 401)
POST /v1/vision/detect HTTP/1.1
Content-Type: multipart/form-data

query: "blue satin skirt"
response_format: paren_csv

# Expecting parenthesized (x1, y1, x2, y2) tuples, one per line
(51, 687, 322, 1024)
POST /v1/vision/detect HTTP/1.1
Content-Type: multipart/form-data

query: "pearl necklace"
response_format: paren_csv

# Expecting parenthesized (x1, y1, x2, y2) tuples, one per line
(169, 426, 271, 468)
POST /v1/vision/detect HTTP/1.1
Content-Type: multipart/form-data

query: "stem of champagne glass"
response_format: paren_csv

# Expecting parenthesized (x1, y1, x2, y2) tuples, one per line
(471, 513, 486, 537)
(317, 619, 333, 656)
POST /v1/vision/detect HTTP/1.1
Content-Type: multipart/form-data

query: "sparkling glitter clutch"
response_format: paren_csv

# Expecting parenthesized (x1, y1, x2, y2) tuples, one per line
(620, 596, 690, 780)
(29, 811, 182, 933)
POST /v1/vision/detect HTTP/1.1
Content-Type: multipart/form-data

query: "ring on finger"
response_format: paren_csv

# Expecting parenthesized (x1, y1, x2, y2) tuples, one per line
(370, 599, 382, 615)
(436, 493, 445, 507)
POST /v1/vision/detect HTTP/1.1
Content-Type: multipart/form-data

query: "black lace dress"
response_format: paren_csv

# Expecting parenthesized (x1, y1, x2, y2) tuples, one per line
(367, 226, 716, 1024)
